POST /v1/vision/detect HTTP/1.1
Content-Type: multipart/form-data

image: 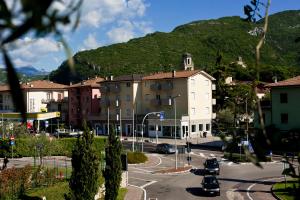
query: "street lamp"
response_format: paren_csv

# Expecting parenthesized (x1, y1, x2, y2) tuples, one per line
(141, 111, 163, 152)
(169, 94, 181, 169)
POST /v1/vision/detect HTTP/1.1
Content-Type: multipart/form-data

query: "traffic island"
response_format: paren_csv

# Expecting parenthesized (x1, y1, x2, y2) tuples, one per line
(154, 165, 192, 174)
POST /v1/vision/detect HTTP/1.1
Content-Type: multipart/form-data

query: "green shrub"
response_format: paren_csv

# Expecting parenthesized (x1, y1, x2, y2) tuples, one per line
(127, 152, 148, 164)
(1, 136, 107, 158)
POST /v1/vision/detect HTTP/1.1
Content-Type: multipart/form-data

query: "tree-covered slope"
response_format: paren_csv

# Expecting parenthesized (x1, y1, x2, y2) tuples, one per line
(49, 10, 300, 84)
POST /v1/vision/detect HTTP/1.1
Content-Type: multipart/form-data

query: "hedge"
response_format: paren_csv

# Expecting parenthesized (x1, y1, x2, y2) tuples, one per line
(223, 152, 272, 162)
(0, 136, 107, 158)
(127, 151, 148, 164)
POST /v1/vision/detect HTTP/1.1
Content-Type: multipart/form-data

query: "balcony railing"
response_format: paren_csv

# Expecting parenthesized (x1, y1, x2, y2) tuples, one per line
(212, 84, 216, 90)
(161, 82, 173, 90)
(212, 113, 216, 119)
(150, 99, 161, 106)
(150, 83, 161, 91)
(100, 86, 110, 93)
(161, 98, 171, 106)
(212, 98, 216, 105)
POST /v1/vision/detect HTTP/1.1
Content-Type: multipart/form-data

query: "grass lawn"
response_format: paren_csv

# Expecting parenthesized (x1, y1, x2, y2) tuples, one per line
(26, 181, 69, 200)
(117, 188, 128, 200)
(273, 179, 300, 200)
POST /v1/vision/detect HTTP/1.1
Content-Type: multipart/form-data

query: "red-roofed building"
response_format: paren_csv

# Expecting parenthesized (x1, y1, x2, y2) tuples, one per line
(68, 77, 104, 128)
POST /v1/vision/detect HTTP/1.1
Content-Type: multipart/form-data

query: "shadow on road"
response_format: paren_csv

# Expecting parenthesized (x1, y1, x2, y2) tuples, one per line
(190, 168, 206, 176)
(186, 187, 219, 197)
(218, 177, 278, 185)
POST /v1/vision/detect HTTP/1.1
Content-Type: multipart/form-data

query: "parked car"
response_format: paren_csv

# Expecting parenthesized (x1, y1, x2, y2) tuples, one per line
(204, 158, 220, 175)
(201, 175, 220, 196)
(156, 143, 176, 154)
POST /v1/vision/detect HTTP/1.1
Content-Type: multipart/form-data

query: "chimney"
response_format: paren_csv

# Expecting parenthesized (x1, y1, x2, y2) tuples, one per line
(110, 75, 113, 81)
(172, 70, 176, 78)
(273, 76, 278, 83)
(70, 82, 72, 86)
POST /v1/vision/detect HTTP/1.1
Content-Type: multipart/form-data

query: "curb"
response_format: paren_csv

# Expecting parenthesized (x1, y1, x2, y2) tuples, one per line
(153, 166, 193, 175)
(271, 183, 282, 200)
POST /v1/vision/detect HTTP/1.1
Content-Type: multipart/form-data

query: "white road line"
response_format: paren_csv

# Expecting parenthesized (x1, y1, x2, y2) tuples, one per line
(130, 177, 155, 182)
(228, 162, 233, 166)
(199, 153, 206, 158)
(141, 180, 157, 188)
(128, 184, 146, 200)
(139, 155, 162, 169)
(132, 167, 153, 173)
(246, 177, 283, 200)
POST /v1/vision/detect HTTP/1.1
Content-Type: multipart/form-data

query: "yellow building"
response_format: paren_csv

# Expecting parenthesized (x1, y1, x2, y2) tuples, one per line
(98, 54, 216, 139)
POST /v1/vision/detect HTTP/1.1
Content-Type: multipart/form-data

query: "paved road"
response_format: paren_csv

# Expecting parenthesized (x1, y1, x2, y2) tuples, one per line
(128, 147, 283, 200)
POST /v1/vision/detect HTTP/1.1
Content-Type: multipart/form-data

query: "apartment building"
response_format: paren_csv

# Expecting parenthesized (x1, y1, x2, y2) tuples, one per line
(98, 75, 143, 135)
(68, 77, 104, 128)
(98, 54, 216, 139)
(261, 76, 300, 131)
(0, 80, 68, 113)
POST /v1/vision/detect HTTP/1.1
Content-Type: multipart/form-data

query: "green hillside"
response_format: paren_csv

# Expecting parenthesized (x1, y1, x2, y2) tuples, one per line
(49, 10, 300, 84)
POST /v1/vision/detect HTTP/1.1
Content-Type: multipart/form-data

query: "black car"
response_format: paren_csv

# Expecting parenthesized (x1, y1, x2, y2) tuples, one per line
(156, 143, 176, 154)
(204, 158, 220, 175)
(202, 175, 220, 196)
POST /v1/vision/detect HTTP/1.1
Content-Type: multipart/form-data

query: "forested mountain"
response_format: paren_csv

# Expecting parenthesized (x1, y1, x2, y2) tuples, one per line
(49, 10, 300, 84)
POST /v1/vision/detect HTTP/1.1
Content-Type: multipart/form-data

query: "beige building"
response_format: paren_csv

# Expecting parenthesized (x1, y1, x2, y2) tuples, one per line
(98, 54, 216, 139)
(0, 80, 68, 113)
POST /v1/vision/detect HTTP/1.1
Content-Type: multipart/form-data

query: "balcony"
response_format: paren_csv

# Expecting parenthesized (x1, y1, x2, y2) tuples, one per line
(212, 84, 216, 90)
(114, 99, 121, 107)
(100, 86, 110, 93)
(100, 99, 110, 107)
(41, 98, 67, 104)
(212, 98, 216, 105)
(161, 82, 173, 90)
(150, 99, 161, 106)
(212, 113, 216, 119)
(161, 98, 171, 106)
(111, 84, 121, 93)
(150, 83, 161, 91)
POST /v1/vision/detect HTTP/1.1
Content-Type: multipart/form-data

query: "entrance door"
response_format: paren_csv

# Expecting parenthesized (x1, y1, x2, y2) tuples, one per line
(126, 124, 132, 136)
(182, 126, 189, 138)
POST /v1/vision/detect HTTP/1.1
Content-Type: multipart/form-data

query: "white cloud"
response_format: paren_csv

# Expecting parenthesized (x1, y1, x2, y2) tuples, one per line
(83, 33, 101, 49)
(107, 20, 135, 43)
(9, 37, 62, 67)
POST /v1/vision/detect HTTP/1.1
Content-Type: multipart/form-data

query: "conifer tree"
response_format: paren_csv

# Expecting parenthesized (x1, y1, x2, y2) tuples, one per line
(104, 127, 122, 200)
(67, 122, 100, 200)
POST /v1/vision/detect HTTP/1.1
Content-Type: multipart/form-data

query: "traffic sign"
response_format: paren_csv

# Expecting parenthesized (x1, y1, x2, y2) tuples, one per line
(10, 136, 15, 140)
(160, 111, 165, 121)
(10, 140, 15, 146)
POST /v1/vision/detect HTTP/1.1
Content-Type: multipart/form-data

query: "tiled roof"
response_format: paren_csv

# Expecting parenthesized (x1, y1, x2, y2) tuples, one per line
(0, 80, 68, 92)
(142, 70, 215, 80)
(69, 77, 104, 88)
(266, 76, 300, 87)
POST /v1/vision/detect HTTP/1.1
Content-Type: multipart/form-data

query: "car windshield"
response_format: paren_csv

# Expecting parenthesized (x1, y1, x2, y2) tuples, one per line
(206, 159, 218, 167)
(203, 177, 218, 185)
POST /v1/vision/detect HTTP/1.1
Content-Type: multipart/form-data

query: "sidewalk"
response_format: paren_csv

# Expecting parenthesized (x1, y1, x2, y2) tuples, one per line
(124, 185, 144, 200)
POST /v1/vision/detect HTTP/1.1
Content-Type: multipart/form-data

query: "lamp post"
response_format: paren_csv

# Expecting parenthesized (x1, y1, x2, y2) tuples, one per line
(169, 94, 181, 169)
(141, 111, 163, 152)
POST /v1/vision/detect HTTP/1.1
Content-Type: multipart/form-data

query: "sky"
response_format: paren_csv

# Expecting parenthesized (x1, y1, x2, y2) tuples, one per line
(3, 0, 300, 72)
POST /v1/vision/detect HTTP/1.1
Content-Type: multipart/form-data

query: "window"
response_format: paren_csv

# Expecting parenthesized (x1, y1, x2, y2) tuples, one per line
(191, 92, 195, 100)
(199, 124, 203, 131)
(47, 92, 51, 100)
(126, 95, 130, 101)
(280, 93, 288, 103)
(126, 82, 131, 87)
(281, 113, 288, 124)
(206, 124, 210, 131)
(191, 107, 196, 115)
(145, 94, 150, 101)
(205, 80, 209, 86)
(156, 94, 160, 100)
(126, 109, 131, 116)
(149, 125, 155, 131)
(192, 125, 196, 132)
(205, 107, 209, 114)
(191, 78, 195, 85)
(187, 58, 190, 65)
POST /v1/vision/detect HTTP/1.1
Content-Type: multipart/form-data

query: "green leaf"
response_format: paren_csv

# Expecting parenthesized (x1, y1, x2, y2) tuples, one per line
(2, 50, 27, 122)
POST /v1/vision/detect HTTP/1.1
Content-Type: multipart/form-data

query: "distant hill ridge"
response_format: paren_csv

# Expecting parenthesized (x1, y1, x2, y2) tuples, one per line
(48, 10, 300, 84)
